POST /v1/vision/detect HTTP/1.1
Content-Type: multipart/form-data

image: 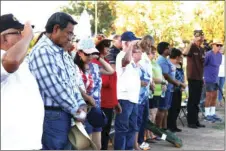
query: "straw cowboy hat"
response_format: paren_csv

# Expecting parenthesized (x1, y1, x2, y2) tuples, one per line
(68, 122, 97, 150)
(211, 39, 223, 46)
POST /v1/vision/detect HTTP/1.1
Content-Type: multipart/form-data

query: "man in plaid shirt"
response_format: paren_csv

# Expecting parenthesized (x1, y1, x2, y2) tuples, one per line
(28, 12, 87, 150)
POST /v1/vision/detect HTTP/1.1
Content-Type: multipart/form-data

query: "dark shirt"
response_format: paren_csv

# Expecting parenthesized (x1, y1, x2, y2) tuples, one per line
(186, 44, 205, 80)
(105, 45, 121, 65)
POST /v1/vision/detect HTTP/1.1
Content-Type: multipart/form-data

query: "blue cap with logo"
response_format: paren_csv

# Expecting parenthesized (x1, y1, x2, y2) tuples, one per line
(121, 31, 140, 41)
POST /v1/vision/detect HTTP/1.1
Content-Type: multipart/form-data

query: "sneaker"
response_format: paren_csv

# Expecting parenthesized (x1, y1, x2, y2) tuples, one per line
(140, 142, 150, 150)
(205, 115, 216, 123)
(211, 114, 222, 122)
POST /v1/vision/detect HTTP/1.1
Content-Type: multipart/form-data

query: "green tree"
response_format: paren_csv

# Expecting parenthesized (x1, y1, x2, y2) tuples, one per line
(192, 1, 224, 42)
(113, 1, 183, 47)
(61, 1, 117, 36)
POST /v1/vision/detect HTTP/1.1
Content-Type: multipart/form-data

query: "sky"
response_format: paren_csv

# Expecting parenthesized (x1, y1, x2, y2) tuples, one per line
(1, 1, 69, 32)
(1, 1, 203, 33)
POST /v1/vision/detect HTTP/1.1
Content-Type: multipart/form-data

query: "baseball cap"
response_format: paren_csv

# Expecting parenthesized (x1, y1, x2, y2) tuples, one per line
(77, 38, 99, 54)
(0, 14, 34, 33)
(121, 31, 140, 41)
(87, 107, 108, 128)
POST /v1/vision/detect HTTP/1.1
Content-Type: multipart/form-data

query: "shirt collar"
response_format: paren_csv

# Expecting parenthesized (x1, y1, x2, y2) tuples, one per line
(40, 34, 64, 53)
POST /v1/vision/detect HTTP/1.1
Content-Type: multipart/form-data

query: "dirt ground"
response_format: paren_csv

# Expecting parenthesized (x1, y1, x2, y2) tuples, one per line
(108, 106, 225, 150)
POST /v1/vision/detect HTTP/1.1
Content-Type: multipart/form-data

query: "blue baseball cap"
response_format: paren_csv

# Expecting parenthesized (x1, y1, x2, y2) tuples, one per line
(121, 31, 140, 41)
(87, 107, 108, 128)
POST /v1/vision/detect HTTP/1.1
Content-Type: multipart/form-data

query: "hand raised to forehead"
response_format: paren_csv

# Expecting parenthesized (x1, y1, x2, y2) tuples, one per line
(128, 40, 140, 51)
(21, 21, 34, 40)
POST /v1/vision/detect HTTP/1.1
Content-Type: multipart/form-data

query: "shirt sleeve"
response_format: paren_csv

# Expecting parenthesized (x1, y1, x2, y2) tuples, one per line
(75, 64, 86, 93)
(158, 61, 169, 74)
(187, 44, 195, 57)
(116, 52, 125, 74)
(1, 50, 11, 82)
(29, 47, 79, 115)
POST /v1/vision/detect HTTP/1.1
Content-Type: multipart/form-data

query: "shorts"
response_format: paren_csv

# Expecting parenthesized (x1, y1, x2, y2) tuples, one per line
(158, 90, 173, 110)
(205, 82, 218, 92)
(84, 119, 102, 134)
(149, 96, 161, 109)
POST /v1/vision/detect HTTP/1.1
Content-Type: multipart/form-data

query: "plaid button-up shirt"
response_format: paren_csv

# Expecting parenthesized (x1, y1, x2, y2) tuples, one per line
(28, 34, 86, 116)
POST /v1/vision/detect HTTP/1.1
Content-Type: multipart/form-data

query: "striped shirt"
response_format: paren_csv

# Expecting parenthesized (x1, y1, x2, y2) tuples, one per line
(28, 34, 86, 116)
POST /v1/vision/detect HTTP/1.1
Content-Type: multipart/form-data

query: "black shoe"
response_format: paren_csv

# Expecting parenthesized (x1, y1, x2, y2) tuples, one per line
(188, 124, 198, 129)
(196, 123, 205, 128)
(169, 128, 182, 132)
(175, 127, 182, 132)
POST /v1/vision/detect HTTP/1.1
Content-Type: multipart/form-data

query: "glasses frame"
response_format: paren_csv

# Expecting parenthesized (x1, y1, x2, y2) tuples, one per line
(2, 31, 22, 36)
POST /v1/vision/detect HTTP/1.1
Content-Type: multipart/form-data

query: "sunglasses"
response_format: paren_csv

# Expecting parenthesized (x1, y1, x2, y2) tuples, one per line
(83, 52, 93, 57)
(2, 31, 21, 36)
(216, 44, 223, 47)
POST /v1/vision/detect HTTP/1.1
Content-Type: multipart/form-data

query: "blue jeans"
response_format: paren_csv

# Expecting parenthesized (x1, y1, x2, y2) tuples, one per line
(218, 77, 225, 102)
(42, 109, 72, 150)
(138, 98, 149, 144)
(114, 100, 138, 150)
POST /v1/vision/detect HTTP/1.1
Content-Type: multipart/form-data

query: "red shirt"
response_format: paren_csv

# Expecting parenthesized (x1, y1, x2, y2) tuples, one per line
(92, 59, 118, 108)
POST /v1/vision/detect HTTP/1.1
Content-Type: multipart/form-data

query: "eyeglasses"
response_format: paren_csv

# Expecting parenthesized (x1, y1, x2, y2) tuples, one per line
(2, 31, 21, 36)
(67, 32, 76, 41)
(216, 44, 223, 47)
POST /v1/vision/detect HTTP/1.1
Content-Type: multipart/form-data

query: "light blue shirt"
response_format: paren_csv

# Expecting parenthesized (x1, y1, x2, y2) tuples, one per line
(157, 55, 176, 92)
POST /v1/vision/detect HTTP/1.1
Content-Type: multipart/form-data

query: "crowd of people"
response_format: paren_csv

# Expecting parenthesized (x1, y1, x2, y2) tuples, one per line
(1, 12, 225, 150)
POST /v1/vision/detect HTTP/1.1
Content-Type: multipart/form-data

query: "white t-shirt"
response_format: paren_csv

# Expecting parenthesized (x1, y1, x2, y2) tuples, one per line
(218, 56, 225, 77)
(116, 51, 141, 104)
(1, 50, 44, 150)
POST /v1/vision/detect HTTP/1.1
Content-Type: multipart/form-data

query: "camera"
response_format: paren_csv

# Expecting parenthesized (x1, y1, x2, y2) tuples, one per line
(203, 39, 212, 52)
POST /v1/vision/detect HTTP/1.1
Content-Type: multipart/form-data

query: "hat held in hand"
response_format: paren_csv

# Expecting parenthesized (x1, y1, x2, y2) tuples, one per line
(68, 122, 97, 150)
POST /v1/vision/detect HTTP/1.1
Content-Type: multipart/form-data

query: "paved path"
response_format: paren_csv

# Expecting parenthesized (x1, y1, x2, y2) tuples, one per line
(108, 107, 225, 150)
(148, 107, 225, 150)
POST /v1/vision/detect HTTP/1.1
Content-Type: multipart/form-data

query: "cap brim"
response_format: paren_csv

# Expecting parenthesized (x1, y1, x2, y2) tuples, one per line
(122, 37, 140, 41)
(96, 39, 112, 46)
(83, 48, 99, 54)
(211, 43, 223, 46)
(14, 24, 35, 30)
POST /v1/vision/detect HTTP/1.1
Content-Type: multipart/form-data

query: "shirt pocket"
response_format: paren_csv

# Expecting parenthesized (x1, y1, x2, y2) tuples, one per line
(55, 56, 67, 81)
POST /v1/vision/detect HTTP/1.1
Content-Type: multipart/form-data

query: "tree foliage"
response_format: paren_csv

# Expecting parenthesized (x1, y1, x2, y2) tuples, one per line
(61, 1, 116, 36)
(60, 1, 224, 47)
(192, 1, 224, 42)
